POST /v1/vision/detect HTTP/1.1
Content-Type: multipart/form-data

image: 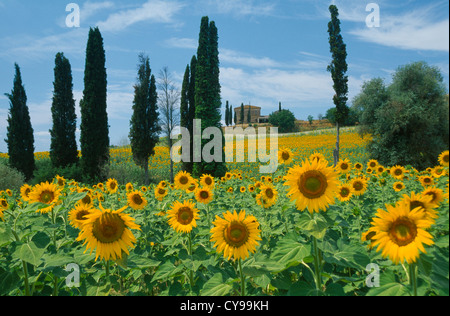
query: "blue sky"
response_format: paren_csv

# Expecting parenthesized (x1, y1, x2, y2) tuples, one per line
(0, 0, 448, 153)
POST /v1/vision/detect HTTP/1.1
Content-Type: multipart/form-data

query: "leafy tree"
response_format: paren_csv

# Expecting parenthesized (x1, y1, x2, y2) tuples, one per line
(327, 5, 349, 166)
(129, 54, 160, 185)
(50, 52, 78, 169)
(355, 61, 449, 170)
(193, 16, 227, 178)
(308, 115, 314, 125)
(80, 27, 109, 181)
(4, 63, 35, 180)
(269, 110, 297, 134)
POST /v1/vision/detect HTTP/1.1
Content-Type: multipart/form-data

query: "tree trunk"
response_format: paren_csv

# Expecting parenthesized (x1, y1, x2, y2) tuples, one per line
(334, 122, 340, 167)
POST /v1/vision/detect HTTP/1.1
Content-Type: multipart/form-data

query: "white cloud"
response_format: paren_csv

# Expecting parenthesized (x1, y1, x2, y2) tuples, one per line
(96, 0, 184, 32)
(220, 49, 282, 68)
(164, 37, 198, 50)
(201, 0, 276, 17)
(82, 1, 115, 21)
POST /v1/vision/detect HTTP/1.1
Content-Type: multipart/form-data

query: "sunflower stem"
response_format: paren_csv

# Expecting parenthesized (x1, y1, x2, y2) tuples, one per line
(238, 259, 246, 296)
(187, 232, 194, 289)
(312, 235, 322, 292)
(409, 262, 418, 296)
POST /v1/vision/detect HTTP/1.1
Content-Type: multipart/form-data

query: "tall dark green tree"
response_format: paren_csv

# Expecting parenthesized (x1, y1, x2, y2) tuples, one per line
(80, 27, 109, 181)
(129, 54, 160, 185)
(193, 17, 226, 178)
(247, 105, 252, 124)
(240, 103, 245, 126)
(180, 63, 191, 173)
(327, 5, 349, 166)
(5, 63, 35, 180)
(229, 104, 233, 126)
(50, 52, 78, 169)
(225, 101, 230, 126)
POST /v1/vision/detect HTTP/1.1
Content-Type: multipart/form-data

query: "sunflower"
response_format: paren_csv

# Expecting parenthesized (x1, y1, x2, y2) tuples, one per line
(438, 150, 449, 167)
(361, 229, 377, 250)
(336, 159, 352, 174)
(195, 187, 214, 204)
(200, 174, 215, 188)
(432, 166, 446, 178)
(399, 192, 439, 223)
(125, 183, 134, 192)
(418, 175, 434, 187)
(76, 203, 141, 261)
(185, 179, 199, 194)
(55, 175, 66, 188)
(28, 182, 61, 214)
(284, 159, 339, 214)
(127, 190, 148, 210)
(309, 152, 327, 164)
(248, 184, 255, 193)
(240, 186, 246, 193)
(20, 184, 33, 202)
(174, 171, 194, 191)
(154, 186, 168, 201)
(390, 166, 406, 180)
(167, 200, 200, 233)
(421, 187, 445, 206)
(336, 183, 353, 202)
(258, 183, 278, 207)
(106, 179, 119, 194)
(393, 182, 405, 192)
(279, 148, 294, 165)
(68, 204, 94, 229)
(0, 198, 9, 211)
(369, 203, 434, 264)
(367, 159, 379, 169)
(210, 210, 262, 261)
(354, 162, 364, 172)
(350, 177, 368, 196)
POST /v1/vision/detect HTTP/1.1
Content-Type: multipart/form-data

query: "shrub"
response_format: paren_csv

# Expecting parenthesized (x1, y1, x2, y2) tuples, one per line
(31, 160, 84, 185)
(354, 62, 449, 170)
(269, 110, 298, 134)
(0, 163, 26, 192)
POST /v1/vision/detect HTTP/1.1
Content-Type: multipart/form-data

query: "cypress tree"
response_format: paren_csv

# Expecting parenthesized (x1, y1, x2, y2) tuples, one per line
(240, 103, 245, 126)
(80, 27, 109, 181)
(229, 105, 233, 126)
(129, 54, 160, 185)
(193, 17, 227, 178)
(327, 5, 349, 166)
(247, 105, 251, 124)
(5, 63, 35, 180)
(225, 101, 230, 126)
(50, 52, 78, 168)
(180, 64, 190, 172)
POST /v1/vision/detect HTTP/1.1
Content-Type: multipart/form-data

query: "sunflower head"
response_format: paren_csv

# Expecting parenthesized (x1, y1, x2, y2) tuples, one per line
(195, 187, 214, 204)
(393, 182, 405, 192)
(350, 177, 368, 196)
(337, 183, 353, 202)
(174, 171, 194, 191)
(127, 190, 148, 210)
(20, 184, 33, 202)
(69, 204, 94, 229)
(167, 200, 200, 233)
(200, 174, 215, 188)
(336, 159, 352, 174)
(106, 179, 119, 193)
(210, 210, 261, 261)
(284, 159, 339, 214)
(438, 150, 449, 167)
(279, 148, 294, 165)
(390, 166, 406, 180)
(77, 203, 141, 261)
(399, 192, 439, 223)
(369, 203, 434, 264)
(154, 186, 168, 201)
(28, 182, 61, 214)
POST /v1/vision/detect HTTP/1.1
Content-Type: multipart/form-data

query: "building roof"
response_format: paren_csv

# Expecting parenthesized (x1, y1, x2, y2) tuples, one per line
(235, 105, 261, 110)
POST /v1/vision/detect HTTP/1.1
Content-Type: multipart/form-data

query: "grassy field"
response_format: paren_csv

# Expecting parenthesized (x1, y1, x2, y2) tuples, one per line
(0, 130, 448, 297)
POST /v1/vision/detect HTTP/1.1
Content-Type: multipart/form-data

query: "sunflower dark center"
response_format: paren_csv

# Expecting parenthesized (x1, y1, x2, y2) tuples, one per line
(298, 171, 328, 199)
(40, 191, 55, 204)
(178, 207, 194, 225)
(92, 213, 125, 244)
(389, 217, 417, 247)
(225, 222, 249, 248)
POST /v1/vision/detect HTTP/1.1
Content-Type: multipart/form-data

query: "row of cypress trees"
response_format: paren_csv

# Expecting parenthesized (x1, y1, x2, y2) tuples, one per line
(5, 16, 228, 183)
(4, 27, 109, 182)
(180, 16, 227, 179)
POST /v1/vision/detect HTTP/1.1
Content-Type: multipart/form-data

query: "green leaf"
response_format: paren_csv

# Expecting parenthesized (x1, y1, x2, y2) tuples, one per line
(297, 213, 328, 239)
(366, 282, 411, 296)
(12, 241, 45, 266)
(31, 231, 51, 249)
(200, 273, 232, 296)
(151, 261, 184, 282)
(0, 225, 15, 246)
(270, 235, 311, 269)
(322, 243, 370, 270)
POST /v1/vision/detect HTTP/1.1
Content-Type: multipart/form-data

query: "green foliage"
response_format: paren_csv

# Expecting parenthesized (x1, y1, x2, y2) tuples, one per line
(326, 107, 359, 126)
(0, 163, 25, 192)
(80, 27, 109, 182)
(193, 17, 227, 178)
(269, 109, 298, 133)
(31, 160, 84, 185)
(355, 61, 449, 170)
(327, 5, 349, 125)
(4, 64, 35, 181)
(129, 54, 160, 184)
(50, 52, 78, 169)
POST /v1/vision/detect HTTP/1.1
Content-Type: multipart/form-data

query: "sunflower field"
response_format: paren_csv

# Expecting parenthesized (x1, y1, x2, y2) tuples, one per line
(0, 131, 449, 297)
